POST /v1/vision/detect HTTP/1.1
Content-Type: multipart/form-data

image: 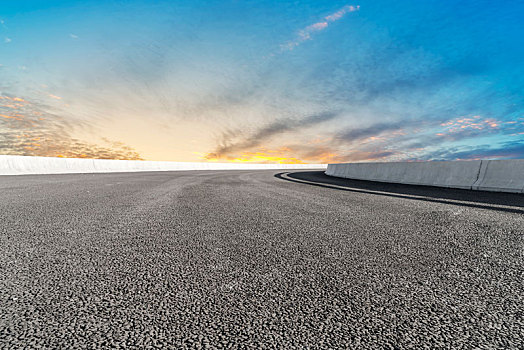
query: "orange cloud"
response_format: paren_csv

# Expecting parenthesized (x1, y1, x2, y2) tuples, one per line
(0, 96, 28, 105)
(0, 113, 23, 120)
(437, 115, 501, 136)
(203, 145, 348, 164)
(305, 151, 343, 163)
(230, 152, 305, 164)
(1, 94, 143, 160)
(204, 147, 306, 164)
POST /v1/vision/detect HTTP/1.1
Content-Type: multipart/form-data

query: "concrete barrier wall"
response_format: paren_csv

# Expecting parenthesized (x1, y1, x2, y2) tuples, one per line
(326, 160, 524, 193)
(472, 159, 524, 193)
(0, 155, 326, 175)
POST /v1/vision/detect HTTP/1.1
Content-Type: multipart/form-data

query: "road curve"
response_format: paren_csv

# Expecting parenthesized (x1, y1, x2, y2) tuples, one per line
(1, 170, 523, 349)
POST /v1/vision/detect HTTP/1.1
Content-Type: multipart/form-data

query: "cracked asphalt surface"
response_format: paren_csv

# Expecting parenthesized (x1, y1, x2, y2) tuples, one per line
(1, 170, 523, 349)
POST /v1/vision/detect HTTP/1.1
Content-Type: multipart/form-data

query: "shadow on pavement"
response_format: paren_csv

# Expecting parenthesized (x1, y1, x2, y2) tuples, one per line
(275, 171, 524, 215)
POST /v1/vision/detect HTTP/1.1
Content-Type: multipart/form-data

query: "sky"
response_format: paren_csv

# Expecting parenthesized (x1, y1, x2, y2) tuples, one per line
(1, 0, 523, 163)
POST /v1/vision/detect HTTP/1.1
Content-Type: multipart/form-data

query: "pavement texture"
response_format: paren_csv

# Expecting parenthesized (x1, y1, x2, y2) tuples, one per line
(1, 170, 523, 349)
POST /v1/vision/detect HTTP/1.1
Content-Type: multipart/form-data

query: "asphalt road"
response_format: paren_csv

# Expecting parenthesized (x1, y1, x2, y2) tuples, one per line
(1, 170, 523, 349)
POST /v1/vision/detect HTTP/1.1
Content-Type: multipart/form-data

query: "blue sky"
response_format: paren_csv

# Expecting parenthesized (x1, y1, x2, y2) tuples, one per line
(1, 0, 523, 162)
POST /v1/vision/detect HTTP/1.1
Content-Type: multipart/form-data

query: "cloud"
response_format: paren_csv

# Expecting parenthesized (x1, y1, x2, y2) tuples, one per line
(204, 143, 347, 164)
(4, 37, 11, 43)
(70, 33, 79, 39)
(2, 1, 520, 164)
(430, 118, 520, 142)
(336, 122, 406, 143)
(433, 115, 506, 140)
(203, 116, 409, 164)
(342, 149, 396, 162)
(0, 94, 143, 160)
(205, 111, 339, 160)
(284, 144, 347, 163)
(230, 145, 393, 164)
(416, 140, 524, 161)
(325, 115, 524, 163)
(206, 147, 306, 164)
(281, 4, 360, 51)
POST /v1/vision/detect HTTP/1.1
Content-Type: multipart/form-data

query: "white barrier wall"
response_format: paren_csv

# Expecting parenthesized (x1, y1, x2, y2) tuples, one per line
(472, 160, 524, 193)
(326, 160, 524, 193)
(0, 155, 326, 175)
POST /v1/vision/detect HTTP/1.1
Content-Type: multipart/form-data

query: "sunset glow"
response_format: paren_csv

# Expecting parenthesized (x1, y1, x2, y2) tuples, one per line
(1, 1, 523, 162)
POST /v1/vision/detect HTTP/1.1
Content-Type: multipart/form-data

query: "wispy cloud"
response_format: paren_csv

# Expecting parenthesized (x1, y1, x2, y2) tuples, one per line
(203, 143, 347, 164)
(4, 37, 11, 43)
(420, 116, 524, 147)
(0, 94, 143, 160)
(415, 140, 524, 161)
(1, 1, 521, 164)
(336, 122, 406, 143)
(436, 115, 500, 137)
(205, 111, 339, 160)
(206, 147, 306, 164)
(281, 4, 360, 51)
(327, 116, 524, 162)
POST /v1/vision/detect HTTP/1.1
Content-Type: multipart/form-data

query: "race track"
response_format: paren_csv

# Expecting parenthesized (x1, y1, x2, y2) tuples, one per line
(1, 170, 523, 349)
